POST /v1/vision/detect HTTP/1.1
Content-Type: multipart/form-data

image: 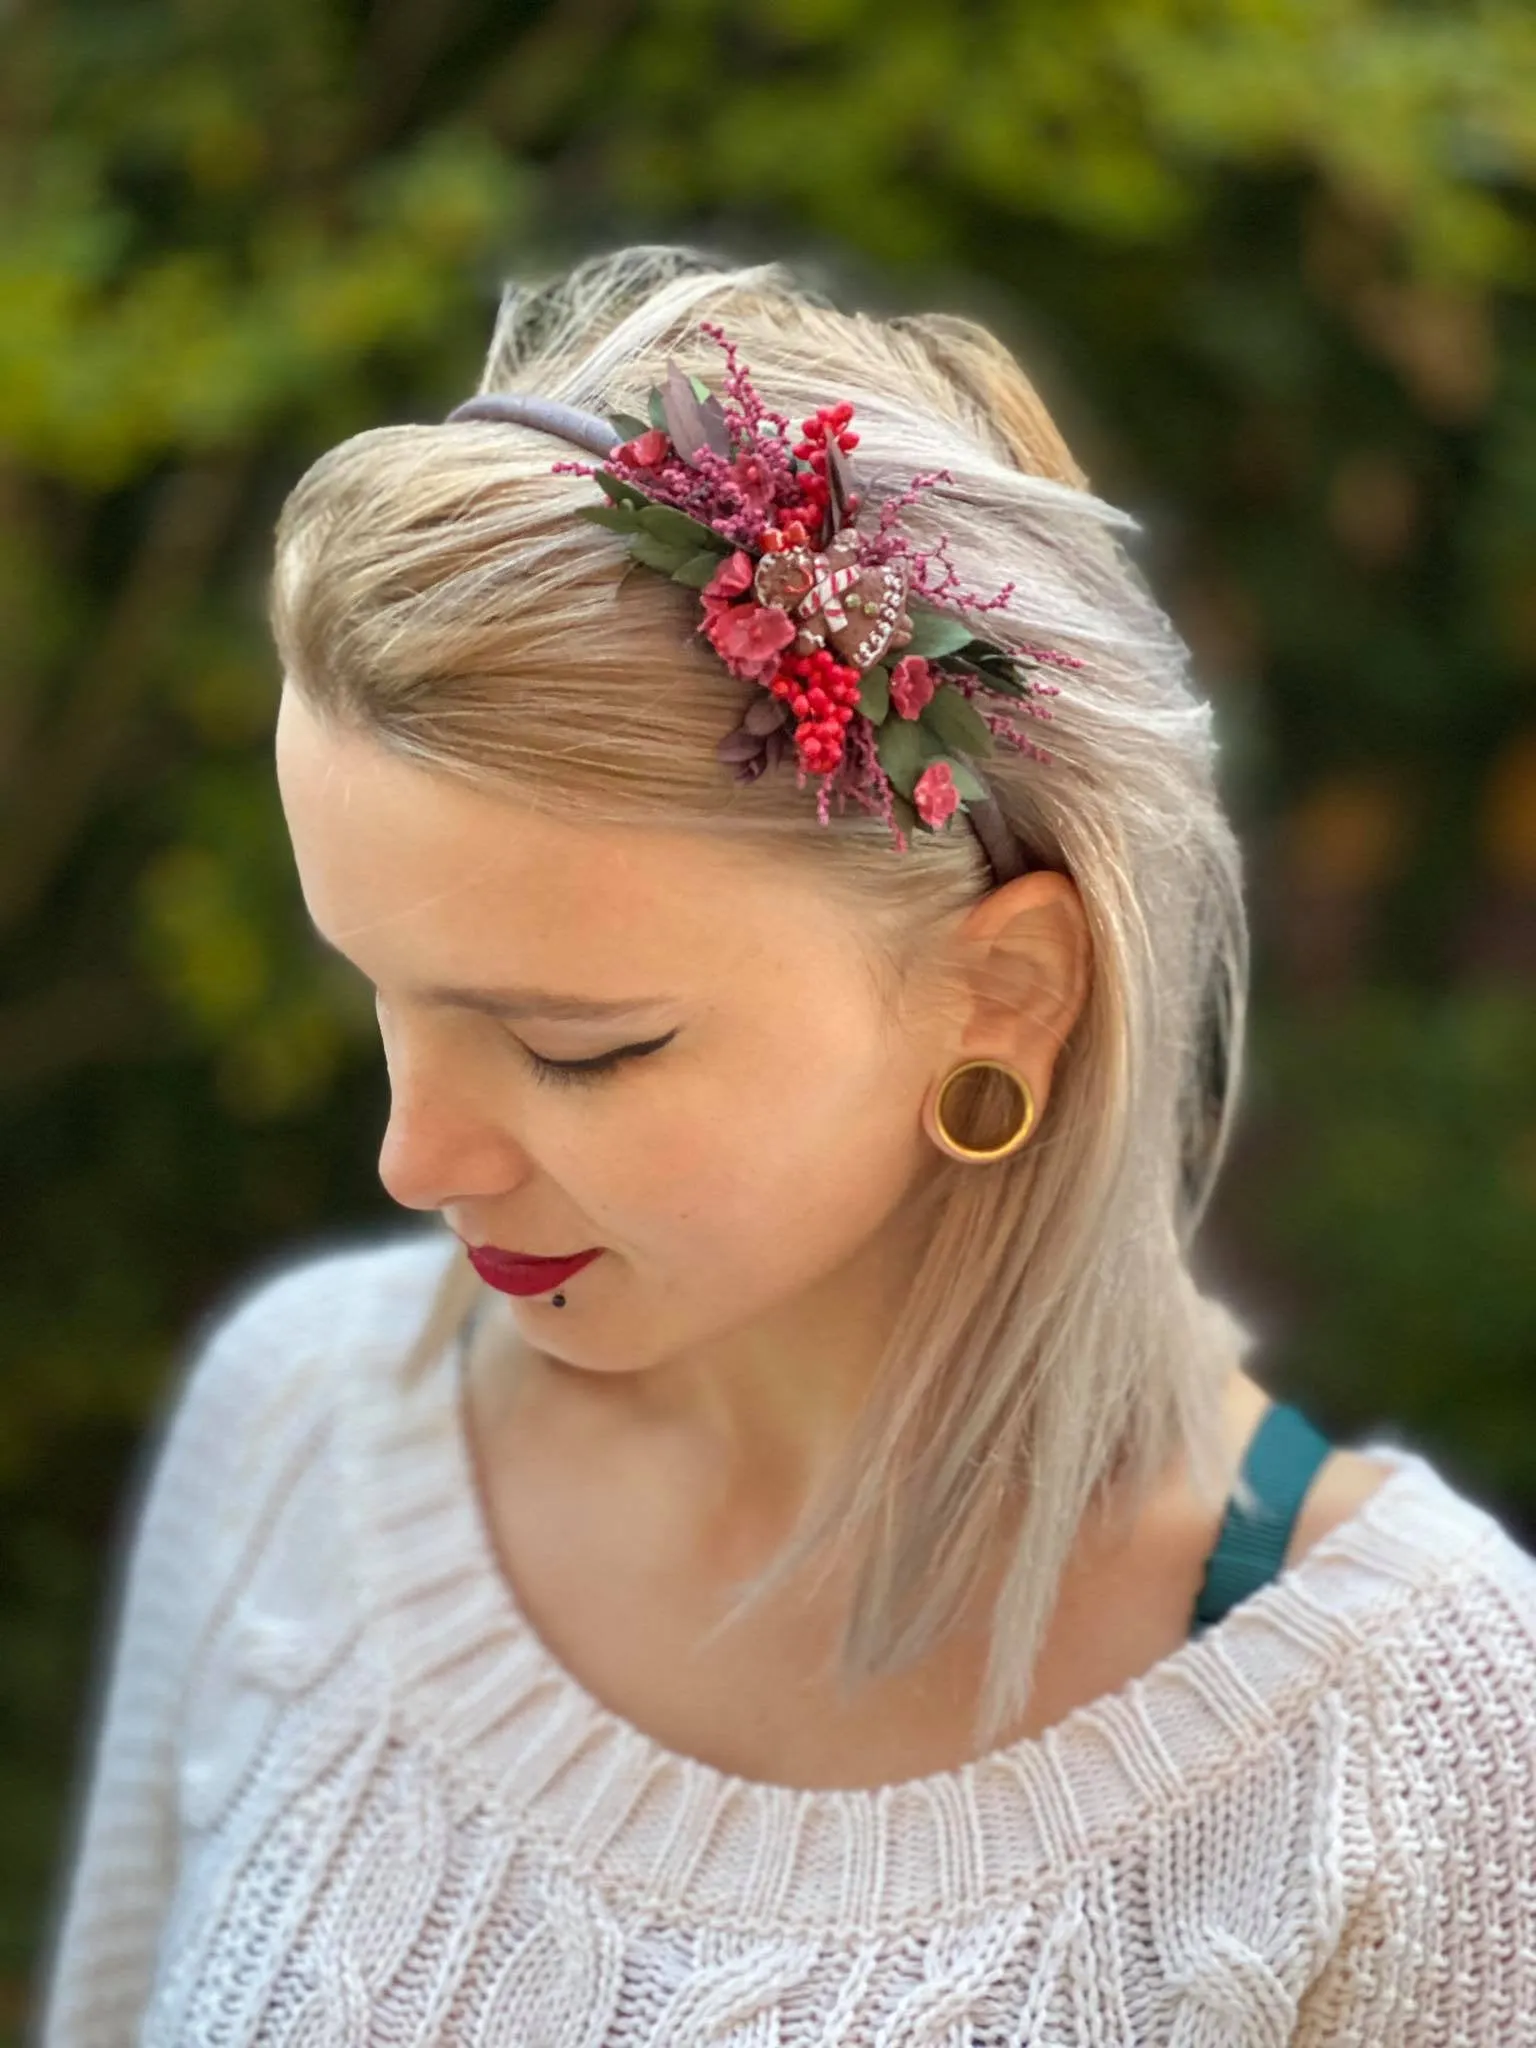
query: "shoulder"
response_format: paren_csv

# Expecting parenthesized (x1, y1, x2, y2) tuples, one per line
(1284, 1448, 1400, 1569)
(1335, 1443, 1536, 1770)
(1299, 1457, 1536, 2036)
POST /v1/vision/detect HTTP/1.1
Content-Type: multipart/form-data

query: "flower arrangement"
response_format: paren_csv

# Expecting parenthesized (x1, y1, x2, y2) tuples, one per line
(557, 322, 1079, 852)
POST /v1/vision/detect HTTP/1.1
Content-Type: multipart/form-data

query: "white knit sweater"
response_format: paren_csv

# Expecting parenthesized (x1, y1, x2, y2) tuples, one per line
(33, 1231, 1536, 2047)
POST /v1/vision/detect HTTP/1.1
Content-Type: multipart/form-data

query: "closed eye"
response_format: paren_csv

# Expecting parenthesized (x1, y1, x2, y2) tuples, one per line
(520, 1028, 678, 1088)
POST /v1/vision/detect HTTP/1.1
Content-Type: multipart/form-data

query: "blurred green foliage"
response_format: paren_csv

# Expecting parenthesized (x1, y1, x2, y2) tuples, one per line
(3, 0, 1534, 2030)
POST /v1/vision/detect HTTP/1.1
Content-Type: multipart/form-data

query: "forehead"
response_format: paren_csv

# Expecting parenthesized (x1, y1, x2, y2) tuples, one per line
(272, 684, 821, 982)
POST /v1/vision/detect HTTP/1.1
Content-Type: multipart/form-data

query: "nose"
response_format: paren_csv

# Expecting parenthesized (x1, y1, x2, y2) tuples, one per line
(376, 1051, 533, 1216)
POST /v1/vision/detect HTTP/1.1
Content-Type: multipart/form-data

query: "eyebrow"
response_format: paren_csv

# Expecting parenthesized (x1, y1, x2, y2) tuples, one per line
(421, 985, 668, 1024)
(307, 923, 670, 1023)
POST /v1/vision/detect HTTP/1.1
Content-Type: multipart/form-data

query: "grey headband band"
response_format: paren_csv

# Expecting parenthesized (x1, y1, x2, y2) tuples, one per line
(446, 393, 621, 457)
(445, 390, 1030, 888)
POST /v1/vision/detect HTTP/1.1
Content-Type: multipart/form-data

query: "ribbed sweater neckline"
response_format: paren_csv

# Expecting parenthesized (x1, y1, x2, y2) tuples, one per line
(333, 1258, 1497, 1938)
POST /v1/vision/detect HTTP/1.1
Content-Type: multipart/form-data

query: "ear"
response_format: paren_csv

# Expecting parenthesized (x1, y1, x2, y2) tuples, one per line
(919, 869, 1092, 1145)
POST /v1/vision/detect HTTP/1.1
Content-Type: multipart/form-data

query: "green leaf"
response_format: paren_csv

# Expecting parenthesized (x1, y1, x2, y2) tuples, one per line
(628, 531, 692, 575)
(638, 503, 726, 551)
(904, 605, 979, 659)
(647, 386, 669, 432)
(875, 715, 927, 798)
(672, 551, 724, 588)
(607, 411, 649, 441)
(594, 469, 650, 509)
(921, 684, 996, 758)
(889, 790, 920, 840)
(948, 760, 991, 803)
(575, 503, 642, 534)
(954, 645, 1033, 697)
(857, 664, 890, 723)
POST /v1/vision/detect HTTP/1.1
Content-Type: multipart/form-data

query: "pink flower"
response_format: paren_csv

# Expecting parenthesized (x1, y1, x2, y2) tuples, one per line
(890, 655, 937, 719)
(701, 550, 756, 611)
(616, 428, 670, 468)
(728, 451, 776, 515)
(913, 761, 960, 829)
(701, 598, 797, 681)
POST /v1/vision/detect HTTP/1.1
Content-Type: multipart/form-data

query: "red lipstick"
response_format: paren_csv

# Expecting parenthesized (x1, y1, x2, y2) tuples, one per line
(464, 1243, 603, 1296)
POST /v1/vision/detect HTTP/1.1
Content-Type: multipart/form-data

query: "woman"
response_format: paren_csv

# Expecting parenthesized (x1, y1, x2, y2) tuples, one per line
(37, 247, 1536, 2045)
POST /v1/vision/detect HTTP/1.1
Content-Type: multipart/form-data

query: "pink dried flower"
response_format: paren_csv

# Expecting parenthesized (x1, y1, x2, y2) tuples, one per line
(701, 599, 796, 681)
(615, 428, 670, 468)
(889, 655, 938, 719)
(913, 761, 960, 828)
(701, 550, 756, 611)
(728, 450, 776, 514)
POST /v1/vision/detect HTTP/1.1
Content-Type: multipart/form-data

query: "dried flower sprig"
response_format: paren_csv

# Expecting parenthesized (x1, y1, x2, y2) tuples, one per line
(556, 325, 1075, 852)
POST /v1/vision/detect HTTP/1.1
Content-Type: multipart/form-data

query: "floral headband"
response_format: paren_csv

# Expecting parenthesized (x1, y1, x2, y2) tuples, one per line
(448, 322, 1079, 885)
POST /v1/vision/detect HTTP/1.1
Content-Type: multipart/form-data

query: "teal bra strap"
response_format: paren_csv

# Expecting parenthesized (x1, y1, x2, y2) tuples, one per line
(1190, 1401, 1333, 1635)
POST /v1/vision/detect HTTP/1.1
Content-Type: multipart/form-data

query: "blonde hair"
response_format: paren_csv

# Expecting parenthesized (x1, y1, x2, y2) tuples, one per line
(271, 246, 1255, 1748)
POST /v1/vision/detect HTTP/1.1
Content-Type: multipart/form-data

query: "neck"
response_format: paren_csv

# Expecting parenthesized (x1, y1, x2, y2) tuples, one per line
(483, 1190, 938, 1506)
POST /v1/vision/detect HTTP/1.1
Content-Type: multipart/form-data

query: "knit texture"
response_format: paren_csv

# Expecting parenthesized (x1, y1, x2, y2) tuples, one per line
(33, 1231, 1536, 2047)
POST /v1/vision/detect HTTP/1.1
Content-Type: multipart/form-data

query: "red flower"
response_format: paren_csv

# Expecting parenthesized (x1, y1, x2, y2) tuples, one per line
(890, 655, 937, 719)
(701, 551, 756, 610)
(701, 598, 797, 681)
(616, 428, 671, 468)
(913, 761, 960, 829)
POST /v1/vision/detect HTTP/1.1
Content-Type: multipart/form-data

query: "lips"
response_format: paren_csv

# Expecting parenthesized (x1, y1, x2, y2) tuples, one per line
(464, 1243, 603, 1297)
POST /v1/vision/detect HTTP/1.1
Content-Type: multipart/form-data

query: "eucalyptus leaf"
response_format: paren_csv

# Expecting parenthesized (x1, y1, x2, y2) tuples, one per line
(948, 760, 990, 803)
(663, 362, 713, 465)
(717, 728, 766, 764)
(949, 658, 1028, 699)
(647, 386, 668, 432)
(594, 469, 649, 509)
(961, 646, 1033, 696)
(628, 531, 691, 575)
(672, 551, 724, 588)
(921, 684, 996, 758)
(575, 503, 642, 534)
(857, 664, 890, 723)
(825, 434, 858, 535)
(744, 693, 790, 735)
(876, 715, 926, 798)
(607, 411, 649, 442)
(904, 604, 980, 659)
(699, 393, 733, 456)
(639, 502, 725, 551)
(889, 790, 920, 840)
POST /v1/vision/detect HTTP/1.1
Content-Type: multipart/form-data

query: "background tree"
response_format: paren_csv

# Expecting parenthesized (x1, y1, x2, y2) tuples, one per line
(3, 0, 1533, 2029)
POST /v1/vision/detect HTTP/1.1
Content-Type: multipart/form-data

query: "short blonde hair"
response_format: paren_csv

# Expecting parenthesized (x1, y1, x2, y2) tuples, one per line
(271, 246, 1254, 1747)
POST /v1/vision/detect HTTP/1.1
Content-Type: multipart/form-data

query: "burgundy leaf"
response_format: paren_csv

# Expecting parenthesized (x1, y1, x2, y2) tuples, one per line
(743, 693, 790, 735)
(716, 727, 767, 763)
(662, 362, 713, 467)
(825, 434, 860, 534)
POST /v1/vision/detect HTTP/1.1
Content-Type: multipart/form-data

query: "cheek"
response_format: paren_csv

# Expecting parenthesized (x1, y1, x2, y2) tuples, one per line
(596, 1031, 931, 1285)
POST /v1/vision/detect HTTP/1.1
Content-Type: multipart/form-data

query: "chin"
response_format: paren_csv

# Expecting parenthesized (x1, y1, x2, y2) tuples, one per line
(507, 1299, 659, 1375)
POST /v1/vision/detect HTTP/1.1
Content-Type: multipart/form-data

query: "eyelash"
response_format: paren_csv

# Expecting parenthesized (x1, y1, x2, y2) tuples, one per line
(520, 1030, 677, 1089)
